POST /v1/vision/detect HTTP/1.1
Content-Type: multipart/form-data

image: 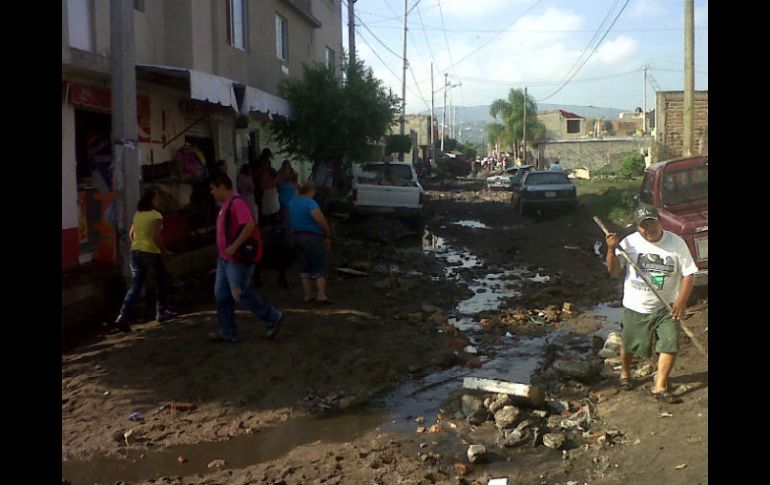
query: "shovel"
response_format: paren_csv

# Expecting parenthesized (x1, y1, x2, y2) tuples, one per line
(593, 216, 707, 357)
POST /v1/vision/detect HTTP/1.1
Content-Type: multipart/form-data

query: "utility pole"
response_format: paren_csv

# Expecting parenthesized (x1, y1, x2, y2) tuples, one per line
(430, 62, 435, 161)
(683, 0, 694, 156)
(400, 0, 408, 139)
(348, 0, 356, 64)
(442, 73, 448, 151)
(449, 97, 454, 140)
(110, 0, 139, 284)
(522, 86, 527, 164)
(643, 65, 648, 134)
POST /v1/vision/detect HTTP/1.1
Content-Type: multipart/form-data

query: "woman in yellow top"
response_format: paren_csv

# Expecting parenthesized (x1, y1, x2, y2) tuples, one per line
(114, 188, 178, 332)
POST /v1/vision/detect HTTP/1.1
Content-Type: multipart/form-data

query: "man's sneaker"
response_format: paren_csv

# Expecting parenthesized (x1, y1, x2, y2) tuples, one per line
(208, 332, 240, 343)
(157, 310, 180, 323)
(114, 315, 132, 333)
(266, 312, 284, 340)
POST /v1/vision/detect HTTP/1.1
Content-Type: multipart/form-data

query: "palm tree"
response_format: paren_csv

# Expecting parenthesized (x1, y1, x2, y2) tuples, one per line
(489, 89, 545, 160)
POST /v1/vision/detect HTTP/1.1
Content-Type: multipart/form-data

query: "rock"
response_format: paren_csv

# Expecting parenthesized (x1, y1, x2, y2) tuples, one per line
(428, 424, 442, 433)
(177, 456, 187, 463)
(497, 420, 535, 448)
(207, 459, 226, 469)
(454, 463, 470, 476)
(672, 384, 692, 397)
(531, 410, 548, 419)
(416, 426, 426, 433)
(547, 400, 569, 415)
(415, 416, 426, 424)
(552, 359, 603, 384)
(466, 445, 488, 464)
(543, 433, 567, 450)
(604, 357, 622, 367)
(493, 405, 522, 430)
(562, 302, 575, 313)
(461, 394, 485, 417)
(547, 416, 562, 430)
(633, 363, 656, 378)
(487, 394, 511, 414)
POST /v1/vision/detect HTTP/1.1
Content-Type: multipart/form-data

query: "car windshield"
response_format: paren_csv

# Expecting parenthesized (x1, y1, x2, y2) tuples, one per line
(661, 166, 708, 206)
(524, 173, 570, 185)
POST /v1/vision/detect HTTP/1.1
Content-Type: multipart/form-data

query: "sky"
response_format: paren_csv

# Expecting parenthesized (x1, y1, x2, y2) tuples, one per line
(344, 0, 709, 113)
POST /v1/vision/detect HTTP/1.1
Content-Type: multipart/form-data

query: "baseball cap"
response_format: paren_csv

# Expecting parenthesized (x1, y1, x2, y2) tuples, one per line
(634, 205, 660, 225)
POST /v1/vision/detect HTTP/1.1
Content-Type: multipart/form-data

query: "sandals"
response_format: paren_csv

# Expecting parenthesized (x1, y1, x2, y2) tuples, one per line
(618, 377, 634, 391)
(651, 391, 683, 404)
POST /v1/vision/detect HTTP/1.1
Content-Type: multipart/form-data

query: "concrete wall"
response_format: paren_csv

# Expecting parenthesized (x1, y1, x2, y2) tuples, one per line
(539, 110, 588, 140)
(655, 91, 708, 161)
(312, 0, 343, 71)
(537, 138, 653, 171)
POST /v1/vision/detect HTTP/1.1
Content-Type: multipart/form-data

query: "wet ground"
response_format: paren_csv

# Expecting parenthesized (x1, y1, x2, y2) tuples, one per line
(62, 178, 707, 485)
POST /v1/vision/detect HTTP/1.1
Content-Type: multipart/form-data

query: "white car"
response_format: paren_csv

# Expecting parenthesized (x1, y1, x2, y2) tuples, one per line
(350, 162, 424, 221)
(486, 165, 535, 190)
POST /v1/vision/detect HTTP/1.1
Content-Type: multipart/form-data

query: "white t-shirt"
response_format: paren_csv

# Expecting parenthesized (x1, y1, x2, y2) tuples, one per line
(617, 231, 699, 314)
(549, 164, 563, 172)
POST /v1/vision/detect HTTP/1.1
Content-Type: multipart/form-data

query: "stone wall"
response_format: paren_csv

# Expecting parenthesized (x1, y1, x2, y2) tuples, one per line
(537, 138, 653, 171)
(655, 91, 708, 161)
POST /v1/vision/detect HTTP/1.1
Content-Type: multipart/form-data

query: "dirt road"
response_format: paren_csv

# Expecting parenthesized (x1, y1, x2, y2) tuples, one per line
(62, 178, 707, 484)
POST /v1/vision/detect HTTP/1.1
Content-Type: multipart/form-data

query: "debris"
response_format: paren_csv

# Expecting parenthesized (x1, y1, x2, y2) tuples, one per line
(672, 384, 692, 397)
(487, 394, 512, 414)
(127, 412, 143, 422)
(177, 456, 187, 463)
(675, 464, 687, 470)
(660, 412, 673, 418)
(416, 426, 426, 434)
(461, 395, 485, 418)
(464, 345, 478, 354)
(529, 273, 550, 283)
(123, 429, 134, 446)
(498, 419, 535, 447)
(532, 410, 548, 419)
(466, 444, 488, 464)
(103, 391, 110, 396)
(504, 332, 514, 338)
(543, 433, 566, 450)
(552, 359, 602, 384)
(428, 424, 442, 433)
(562, 302, 575, 313)
(415, 416, 425, 424)
(547, 400, 569, 415)
(494, 405, 522, 430)
(488, 479, 508, 485)
(207, 459, 226, 469)
(463, 377, 546, 408)
(334, 267, 370, 276)
(594, 241, 603, 256)
(633, 363, 656, 378)
(454, 463, 469, 476)
(634, 439, 641, 445)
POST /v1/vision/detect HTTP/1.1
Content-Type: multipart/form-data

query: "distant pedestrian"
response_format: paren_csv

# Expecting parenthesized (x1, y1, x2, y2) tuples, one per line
(209, 174, 283, 343)
(237, 163, 258, 220)
(549, 159, 564, 172)
(289, 182, 333, 304)
(114, 188, 178, 332)
(277, 160, 298, 241)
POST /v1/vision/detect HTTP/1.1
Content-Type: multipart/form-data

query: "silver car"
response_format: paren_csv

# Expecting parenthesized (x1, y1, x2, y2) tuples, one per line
(485, 165, 535, 190)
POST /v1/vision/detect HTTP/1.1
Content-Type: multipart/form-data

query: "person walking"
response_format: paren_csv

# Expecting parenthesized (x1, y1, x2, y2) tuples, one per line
(604, 206, 697, 403)
(277, 160, 298, 243)
(209, 174, 283, 342)
(289, 182, 332, 304)
(549, 158, 564, 172)
(114, 188, 177, 332)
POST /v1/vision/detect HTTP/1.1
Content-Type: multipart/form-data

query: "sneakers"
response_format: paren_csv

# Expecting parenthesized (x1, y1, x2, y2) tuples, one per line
(208, 332, 240, 343)
(266, 312, 284, 340)
(157, 310, 180, 323)
(114, 315, 132, 333)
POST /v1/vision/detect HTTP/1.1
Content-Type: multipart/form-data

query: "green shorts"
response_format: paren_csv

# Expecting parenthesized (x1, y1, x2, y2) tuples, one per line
(621, 307, 680, 358)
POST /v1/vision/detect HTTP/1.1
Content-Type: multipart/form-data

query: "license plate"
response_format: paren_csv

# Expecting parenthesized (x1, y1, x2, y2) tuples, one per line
(545, 191, 556, 198)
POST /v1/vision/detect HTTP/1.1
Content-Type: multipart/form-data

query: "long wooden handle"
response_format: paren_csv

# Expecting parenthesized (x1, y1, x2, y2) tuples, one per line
(593, 216, 707, 357)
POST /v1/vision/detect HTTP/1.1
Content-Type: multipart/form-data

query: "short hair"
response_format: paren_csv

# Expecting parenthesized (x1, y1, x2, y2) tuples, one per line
(298, 181, 315, 195)
(210, 174, 233, 190)
(137, 188, 157, 212)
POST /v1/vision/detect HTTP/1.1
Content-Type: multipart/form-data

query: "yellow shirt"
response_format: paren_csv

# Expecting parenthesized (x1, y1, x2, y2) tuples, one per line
(131, 210, 163, 253)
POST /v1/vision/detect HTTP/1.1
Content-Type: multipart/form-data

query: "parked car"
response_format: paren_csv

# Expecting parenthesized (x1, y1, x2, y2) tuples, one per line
(635, 155, 708, 286)
(486, 164, 535, 190)
(511, 171, 577, 215)
(349, 162, 424, 223)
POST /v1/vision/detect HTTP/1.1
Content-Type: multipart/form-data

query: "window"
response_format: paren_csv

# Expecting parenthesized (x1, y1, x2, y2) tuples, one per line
(661, 167, 708, 206)
(228, 0, 246, 50)
(524, 173, 570, 185)
(67, 0, 94, 51)
(640, 172, 655, 205)
(134, 0, 145, 12)
(566, 119, 581, 134)
(276, 13, 288, 61)
(325, 47, 335, 70)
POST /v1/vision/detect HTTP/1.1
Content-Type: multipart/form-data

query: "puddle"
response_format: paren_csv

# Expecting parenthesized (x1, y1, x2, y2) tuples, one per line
(592, 302, 623, 339)
(451, 220, 490, 229)
(62, 411, 390, 484)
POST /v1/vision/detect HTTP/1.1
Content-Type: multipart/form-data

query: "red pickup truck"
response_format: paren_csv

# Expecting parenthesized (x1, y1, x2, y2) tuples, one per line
(637, 155, 708, 286)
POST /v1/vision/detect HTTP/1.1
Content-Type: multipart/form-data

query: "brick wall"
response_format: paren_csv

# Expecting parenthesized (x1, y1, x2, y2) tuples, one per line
(655, 91, 708, 161)
(537, 138, 653, 171)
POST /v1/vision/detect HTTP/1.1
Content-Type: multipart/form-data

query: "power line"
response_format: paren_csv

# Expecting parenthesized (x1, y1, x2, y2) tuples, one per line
(458, 68, 643, 87)
(537, 0, 630, 102)
(416, 2, 443, 77)
(366, 25, 706, 35)
(355, 12, 402, 58)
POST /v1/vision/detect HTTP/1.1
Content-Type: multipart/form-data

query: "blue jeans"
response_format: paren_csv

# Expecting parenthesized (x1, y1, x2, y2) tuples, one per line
(215, 258, 282, 339)
(119, 250, 170, 317)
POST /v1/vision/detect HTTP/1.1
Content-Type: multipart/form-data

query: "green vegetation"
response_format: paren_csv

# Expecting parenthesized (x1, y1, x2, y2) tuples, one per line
(575, 177, 642, 227)
(619, 153, 646, 178)
(385, 134, 412, 157)
(487, 88, 546, 155)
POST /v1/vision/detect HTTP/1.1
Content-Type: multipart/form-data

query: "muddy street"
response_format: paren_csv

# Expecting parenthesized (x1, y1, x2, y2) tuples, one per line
(62, 179, 707, 485)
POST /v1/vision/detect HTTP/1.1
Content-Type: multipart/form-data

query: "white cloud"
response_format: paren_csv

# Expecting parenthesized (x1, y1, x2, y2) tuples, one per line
(593, 36, 640, 64)
(425, 0, 523, 18)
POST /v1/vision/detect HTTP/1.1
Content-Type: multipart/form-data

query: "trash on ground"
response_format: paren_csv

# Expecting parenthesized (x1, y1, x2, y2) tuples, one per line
(463, 377, 546, 408)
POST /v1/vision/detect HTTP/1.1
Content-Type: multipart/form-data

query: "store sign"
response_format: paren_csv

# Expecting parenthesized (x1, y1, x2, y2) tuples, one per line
(69, 83, 151, 142)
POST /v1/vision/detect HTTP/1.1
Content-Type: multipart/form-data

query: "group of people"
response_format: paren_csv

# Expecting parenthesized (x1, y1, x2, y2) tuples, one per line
(113, 148, 334, 344)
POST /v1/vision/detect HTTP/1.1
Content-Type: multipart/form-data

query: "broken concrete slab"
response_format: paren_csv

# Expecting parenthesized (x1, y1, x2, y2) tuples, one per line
(467, 444, 488, 464)
(493, 406, 522, 430)
(462, 377, 545, 408)
(543, 433, 566, 450)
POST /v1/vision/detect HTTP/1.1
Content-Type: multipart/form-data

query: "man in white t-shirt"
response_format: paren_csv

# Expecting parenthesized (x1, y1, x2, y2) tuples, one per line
(605, 205, 698, 403)
(549, 159, 564, 172)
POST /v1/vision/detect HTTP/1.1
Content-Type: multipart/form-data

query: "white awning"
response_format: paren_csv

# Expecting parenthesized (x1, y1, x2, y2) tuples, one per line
(136, 64, 239, 112)
(241, 86, 292, 119)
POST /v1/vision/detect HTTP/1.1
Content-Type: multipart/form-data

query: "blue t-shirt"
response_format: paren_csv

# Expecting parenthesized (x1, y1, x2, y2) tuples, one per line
(290, 197, 324, 235)
(279, 181, 297, 209)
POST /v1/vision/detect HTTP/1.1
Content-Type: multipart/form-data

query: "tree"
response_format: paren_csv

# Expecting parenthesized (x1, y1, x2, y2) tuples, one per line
(269, 57, 400, 181)
(385, 134, 412, 158)
(489, 89, 546, 157)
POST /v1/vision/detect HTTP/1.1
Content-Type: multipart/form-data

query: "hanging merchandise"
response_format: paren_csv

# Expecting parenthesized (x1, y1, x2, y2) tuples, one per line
(177, 145, 208, 179)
